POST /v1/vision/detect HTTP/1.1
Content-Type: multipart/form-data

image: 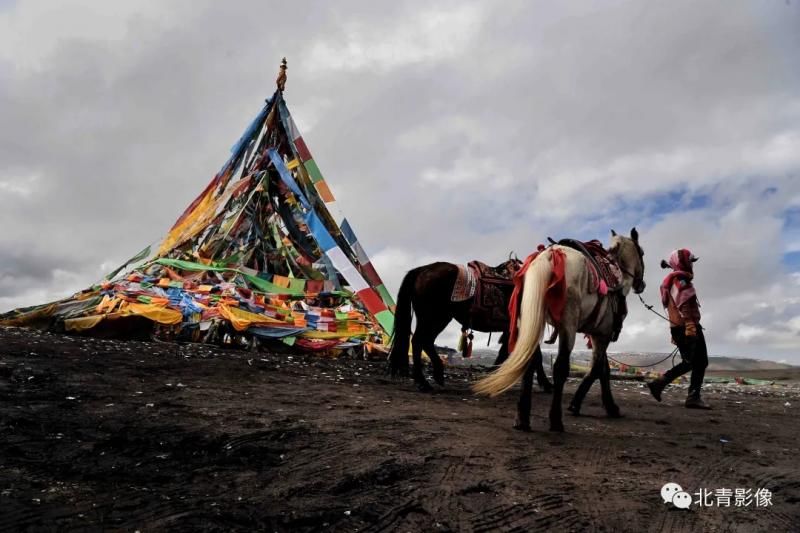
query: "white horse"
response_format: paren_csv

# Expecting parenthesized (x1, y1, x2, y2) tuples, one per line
(474, 229, 645, 432)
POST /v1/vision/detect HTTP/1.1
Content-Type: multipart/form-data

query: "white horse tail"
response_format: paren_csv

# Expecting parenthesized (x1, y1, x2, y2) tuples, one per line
(473, 250, 552, 397)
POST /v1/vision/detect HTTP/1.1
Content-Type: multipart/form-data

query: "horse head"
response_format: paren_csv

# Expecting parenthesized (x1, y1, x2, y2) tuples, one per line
(496, 257, 523, 277)
(610, 228, 646, 294)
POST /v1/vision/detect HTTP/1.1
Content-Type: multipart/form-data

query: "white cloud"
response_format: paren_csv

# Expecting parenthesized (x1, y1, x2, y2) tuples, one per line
(0, 173, 39, 197)
(735, 324, 767, 343)
(421, 154, 513, 189)
(305, 4, 486, 72)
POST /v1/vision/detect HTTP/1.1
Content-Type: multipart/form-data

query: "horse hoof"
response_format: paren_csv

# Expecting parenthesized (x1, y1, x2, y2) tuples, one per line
(607, 408, 623, 419)
(567, 404, 580, 416)
(549, 422, 565, 433)
(513, 423, 532, 432)
(388, 367, 409, 378)
(416, 382, 433, 393)
(434, 375, 445, 386)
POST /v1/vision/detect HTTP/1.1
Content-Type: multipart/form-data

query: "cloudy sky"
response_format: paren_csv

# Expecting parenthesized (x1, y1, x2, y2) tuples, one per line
(1, 1, 799, 362)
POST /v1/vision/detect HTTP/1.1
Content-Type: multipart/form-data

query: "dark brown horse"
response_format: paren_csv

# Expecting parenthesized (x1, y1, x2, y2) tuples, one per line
(388, 261, 553, 392)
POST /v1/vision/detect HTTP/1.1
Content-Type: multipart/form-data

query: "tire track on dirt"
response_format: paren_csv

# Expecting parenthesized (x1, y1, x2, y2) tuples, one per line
(363, 440, 479, 531)
(746, 470, 800, 531)
(276, 434, 346, 472)
(573, 434, 616, 528)
(0, 506, 43, 532)
(358, 498, 429, 533)
(110, 500, 196, 530)
(432, 453, 471, 531)
(0, 501, 104, 532)
(470, 501, 539, 532)
(527, 492, 591, 532)
(471, 493, 585, 532)
(692, 453, 743, 488)
(647, 509, 694, 533)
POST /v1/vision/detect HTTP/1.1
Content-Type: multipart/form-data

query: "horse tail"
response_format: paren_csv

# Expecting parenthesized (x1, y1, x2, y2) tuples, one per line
(388, 267, 421, 376)
(473, 250, 552, 396)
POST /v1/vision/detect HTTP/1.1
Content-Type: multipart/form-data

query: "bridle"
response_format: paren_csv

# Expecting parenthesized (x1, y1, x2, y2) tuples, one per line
(619, 240, 646, 293)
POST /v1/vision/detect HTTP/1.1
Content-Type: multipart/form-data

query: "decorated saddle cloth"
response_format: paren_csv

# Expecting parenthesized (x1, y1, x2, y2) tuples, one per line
(451, 259, 522, 331)
(451, 265, 477, 302)
(557, 239, 623, 293)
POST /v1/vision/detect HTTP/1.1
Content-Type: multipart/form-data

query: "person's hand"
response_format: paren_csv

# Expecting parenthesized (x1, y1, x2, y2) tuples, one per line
(685, 322, 697, 337)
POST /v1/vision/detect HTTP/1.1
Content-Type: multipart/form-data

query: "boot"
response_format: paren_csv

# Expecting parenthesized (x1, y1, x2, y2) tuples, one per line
(647, 378, 668, 402)
(685, 390, 712, 410)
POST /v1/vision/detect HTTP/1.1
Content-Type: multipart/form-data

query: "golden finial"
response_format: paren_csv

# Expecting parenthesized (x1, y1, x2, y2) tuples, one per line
(276, 57, 288, 92)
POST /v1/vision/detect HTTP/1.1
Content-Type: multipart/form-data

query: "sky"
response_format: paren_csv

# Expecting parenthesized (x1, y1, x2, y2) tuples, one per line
(1, 1, 799, 363)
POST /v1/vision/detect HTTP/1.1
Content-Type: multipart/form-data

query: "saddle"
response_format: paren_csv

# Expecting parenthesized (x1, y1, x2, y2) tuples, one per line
(466, 259, 522, 331)
(555, 238, 623, 292)
(553, 238, 627, 341)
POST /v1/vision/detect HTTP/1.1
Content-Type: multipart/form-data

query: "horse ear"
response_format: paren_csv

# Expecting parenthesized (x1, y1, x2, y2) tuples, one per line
(660, 259, 670, 269)
(630, 227, 639, 241)
(610, 229, 617, 237)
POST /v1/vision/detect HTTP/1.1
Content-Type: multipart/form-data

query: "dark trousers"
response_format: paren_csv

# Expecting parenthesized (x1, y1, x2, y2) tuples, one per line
(662, 325, 708, 395)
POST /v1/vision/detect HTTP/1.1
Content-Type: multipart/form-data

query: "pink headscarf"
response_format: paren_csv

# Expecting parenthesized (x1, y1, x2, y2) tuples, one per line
(661, 249, 698, 308)
(667, 248, 697, 274)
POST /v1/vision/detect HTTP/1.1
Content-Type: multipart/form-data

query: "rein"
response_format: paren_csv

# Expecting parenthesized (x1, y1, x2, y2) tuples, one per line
(637, 293, 706, 331)
(607, 346, 679, 369)
(638, 294, 676, 325)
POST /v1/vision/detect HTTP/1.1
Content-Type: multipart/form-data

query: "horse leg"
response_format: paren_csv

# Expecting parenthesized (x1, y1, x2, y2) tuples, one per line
(568, 351, 602, 415)
(428, 346, 445, 386)
(595, 338, 621, 418)
(425, 340, 445, 386)
(415, 312, 450, 386)
(411, 330, 433, 392)
(549, 329, 576, 432)
(534, 348, 553, 392)
(514, 346, 540, 431)
(493, 332, 509, 366)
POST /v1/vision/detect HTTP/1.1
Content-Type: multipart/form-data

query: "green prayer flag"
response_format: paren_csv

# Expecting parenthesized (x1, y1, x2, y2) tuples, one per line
(282, 336, 296, 346)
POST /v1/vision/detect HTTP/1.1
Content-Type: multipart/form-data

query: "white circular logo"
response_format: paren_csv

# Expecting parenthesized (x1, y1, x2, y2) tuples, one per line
(661, 482, 683, 504)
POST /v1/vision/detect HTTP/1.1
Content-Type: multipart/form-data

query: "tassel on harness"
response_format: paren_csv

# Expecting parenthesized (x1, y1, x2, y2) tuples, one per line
(458, 327, 474, 358)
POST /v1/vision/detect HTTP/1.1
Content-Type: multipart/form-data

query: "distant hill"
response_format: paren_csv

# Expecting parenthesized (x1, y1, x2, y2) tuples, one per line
(706, 356, 796, 371)
(445, 347, 798, 374)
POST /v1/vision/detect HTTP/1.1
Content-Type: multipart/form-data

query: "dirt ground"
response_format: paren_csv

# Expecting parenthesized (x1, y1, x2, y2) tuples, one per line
(1, 326, 799, 532)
